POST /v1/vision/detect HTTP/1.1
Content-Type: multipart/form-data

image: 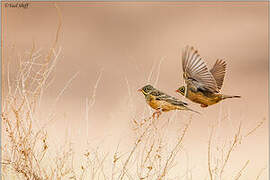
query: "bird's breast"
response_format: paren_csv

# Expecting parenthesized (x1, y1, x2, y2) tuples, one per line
(147, 98, 179, 112)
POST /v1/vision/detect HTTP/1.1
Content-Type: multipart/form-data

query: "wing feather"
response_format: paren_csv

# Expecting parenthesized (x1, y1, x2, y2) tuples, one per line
(210, 59, 227, 90)
(182, 46, 218, 93)
(153, 90, 188, 106)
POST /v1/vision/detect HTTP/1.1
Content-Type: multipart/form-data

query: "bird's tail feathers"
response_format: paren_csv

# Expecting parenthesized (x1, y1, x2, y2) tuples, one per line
(176, 104, 200, 114)
(186, 107, 201, 115)
(222, 95, 241, 99)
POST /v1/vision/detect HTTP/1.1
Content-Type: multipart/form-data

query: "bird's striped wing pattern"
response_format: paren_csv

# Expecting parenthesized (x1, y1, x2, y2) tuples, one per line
(210, 59, 227, 90)
(182, 46, 218, 93)
(153, 91, 188, 106)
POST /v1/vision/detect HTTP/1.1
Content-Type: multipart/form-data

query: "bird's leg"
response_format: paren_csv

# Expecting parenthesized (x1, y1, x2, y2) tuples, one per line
(200, 104, 208, 108)
(152, 109, 162, 119)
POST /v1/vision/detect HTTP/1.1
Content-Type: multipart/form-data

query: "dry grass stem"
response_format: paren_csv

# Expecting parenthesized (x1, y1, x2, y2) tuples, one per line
(118, 116, 153, 180)
(208, 125, 214, 180)
(255, 167, 266, 180)
(158, 119, 191, 180)
(244, 118, 265, 138)
(219, 122, 242, 178)
(234, 160, 249, 180)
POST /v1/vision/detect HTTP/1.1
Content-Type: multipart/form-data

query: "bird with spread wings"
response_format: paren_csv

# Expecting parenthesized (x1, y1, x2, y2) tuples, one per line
(176, 46, 240, 108)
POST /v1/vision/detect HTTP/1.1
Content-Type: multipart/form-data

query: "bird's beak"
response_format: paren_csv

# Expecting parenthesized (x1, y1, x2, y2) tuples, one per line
(175, 89, 179, 93)
(138, 88, 142, 92)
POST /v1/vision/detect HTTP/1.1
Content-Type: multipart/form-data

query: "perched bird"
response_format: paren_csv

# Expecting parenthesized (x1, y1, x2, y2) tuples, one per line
(176, 46, 241, 108)
(138, 84, 199, 118)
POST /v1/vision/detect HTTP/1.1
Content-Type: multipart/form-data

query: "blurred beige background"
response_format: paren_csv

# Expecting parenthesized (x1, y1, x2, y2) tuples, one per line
(2, 2, 268, 179)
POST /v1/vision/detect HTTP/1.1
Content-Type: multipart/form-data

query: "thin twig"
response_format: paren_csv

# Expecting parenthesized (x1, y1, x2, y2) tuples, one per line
(154, 57, 165, 86)
(255, 166, 266, 180)
(234, 160, 249, 180)
(158, 120, 191, 180)
(118, 116, 153, 180)
(220, 122, 242, 178)
(208, 125, 214, 180)
(244, 118, 265, 138)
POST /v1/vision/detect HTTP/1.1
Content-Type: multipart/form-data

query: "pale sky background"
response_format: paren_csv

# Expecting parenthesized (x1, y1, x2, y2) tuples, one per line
(2, 2, 268, 179)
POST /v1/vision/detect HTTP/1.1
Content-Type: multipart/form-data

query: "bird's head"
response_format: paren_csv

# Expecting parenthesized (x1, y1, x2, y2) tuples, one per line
(176, 86, 186, 96)
(138, 84, 154, 95)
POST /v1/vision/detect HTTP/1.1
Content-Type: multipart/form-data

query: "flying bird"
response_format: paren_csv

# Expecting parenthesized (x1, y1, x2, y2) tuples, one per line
(176, 46, 240, 108)
(138, 84, 199, 118)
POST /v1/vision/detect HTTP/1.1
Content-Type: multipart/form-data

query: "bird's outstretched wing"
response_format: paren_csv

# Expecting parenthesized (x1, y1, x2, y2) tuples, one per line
(182, 46, 218, 93)
(210, 59, 226, 90)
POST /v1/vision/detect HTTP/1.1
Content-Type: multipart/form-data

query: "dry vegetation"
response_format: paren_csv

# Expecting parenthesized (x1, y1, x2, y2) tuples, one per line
(1, 42, 266, 179)
(1, 6, 267, 180)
